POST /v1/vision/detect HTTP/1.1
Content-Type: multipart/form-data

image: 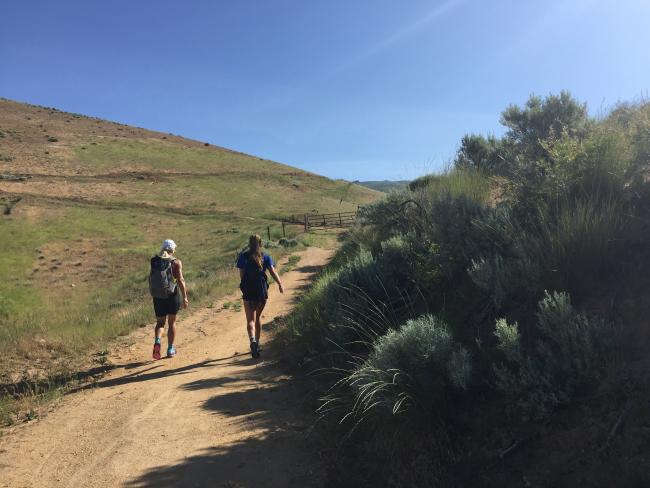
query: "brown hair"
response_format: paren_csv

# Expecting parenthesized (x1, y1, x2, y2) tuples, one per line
(248, 234, 263, 270)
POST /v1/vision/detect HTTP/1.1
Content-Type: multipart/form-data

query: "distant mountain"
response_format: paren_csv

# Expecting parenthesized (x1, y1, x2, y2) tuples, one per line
(356, 180, 409, 193)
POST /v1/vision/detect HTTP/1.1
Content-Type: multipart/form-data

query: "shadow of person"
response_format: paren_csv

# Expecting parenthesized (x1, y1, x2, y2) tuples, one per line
(124, 343, 324, 488)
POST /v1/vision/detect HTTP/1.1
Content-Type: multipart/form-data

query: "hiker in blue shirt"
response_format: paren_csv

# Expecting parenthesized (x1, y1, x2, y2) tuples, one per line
(236, 234, 283, 358)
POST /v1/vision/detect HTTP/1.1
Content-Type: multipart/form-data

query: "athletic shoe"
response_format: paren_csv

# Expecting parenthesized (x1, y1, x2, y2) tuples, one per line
(153, 342, 161, 360)
(167, 346, 176, 358)
(250, 341, 260, 359)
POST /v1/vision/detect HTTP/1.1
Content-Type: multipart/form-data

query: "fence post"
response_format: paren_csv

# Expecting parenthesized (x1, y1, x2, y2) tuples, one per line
(282, 221, 286, 237)
(339, 213, 342, 226)
(304, 214, 308, 232)
(267, 226, 271, 241)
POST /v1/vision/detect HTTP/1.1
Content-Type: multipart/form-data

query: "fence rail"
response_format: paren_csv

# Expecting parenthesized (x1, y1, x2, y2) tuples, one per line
(303, 211, 357, 230)
(281, 210, 360, 232)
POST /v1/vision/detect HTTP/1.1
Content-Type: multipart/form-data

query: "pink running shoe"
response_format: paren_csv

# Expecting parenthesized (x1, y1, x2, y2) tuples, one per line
(153, 342, 161, 360)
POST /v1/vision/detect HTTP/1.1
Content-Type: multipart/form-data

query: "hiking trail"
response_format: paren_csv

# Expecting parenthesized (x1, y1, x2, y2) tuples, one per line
(0, 246, 333, 488)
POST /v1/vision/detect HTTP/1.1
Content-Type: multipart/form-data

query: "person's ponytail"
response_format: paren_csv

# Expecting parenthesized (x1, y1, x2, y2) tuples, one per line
(248, 234, 263, 270)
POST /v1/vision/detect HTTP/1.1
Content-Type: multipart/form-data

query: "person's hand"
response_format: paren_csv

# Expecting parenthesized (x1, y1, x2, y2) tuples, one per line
(183, 297, 189, 309)
(278, 282, 284, 294)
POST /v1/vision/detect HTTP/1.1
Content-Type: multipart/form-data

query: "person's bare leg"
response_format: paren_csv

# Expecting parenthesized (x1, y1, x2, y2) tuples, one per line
(155, 317, 166, 341)
(167, 314, 177, 348)
(153, 316, 166, 359)
(254, 300, 266, 343)
(243, 300, 256, 340)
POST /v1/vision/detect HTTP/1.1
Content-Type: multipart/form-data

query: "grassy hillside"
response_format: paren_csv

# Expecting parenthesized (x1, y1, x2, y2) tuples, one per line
(0, 98, 380, 394)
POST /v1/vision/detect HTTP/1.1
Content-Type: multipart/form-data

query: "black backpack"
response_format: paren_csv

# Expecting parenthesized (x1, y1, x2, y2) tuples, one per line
(239, 251, 269, 298)
(149, 256, 177, 299)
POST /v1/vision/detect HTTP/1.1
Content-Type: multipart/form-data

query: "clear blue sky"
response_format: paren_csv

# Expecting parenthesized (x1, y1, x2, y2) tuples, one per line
(2, 1, 649, 181)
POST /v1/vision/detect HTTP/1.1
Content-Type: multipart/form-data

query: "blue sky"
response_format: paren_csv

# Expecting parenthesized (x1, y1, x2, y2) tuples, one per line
(1, 1, 649, 181)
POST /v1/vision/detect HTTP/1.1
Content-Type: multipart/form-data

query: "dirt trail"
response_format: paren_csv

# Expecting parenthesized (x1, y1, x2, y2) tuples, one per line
(0, 247, 332, 488)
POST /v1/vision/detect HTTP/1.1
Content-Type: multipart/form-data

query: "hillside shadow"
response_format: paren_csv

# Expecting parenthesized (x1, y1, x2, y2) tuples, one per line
(124, 344, 324, 488)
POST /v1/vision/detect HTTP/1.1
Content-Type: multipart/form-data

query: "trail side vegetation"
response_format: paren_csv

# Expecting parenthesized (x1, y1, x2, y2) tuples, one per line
(279, 92, 650, 487)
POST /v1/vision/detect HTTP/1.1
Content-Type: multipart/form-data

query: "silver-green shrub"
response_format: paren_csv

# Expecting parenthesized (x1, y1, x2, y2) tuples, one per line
(494, 291, 614, 419)
(338, 314, 471, 425)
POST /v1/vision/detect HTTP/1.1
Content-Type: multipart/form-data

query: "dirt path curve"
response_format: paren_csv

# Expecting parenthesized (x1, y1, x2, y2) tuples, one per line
(0, 246, 332, 488)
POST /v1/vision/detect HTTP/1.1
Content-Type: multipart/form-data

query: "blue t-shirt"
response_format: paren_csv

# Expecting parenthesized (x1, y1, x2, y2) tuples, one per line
(236, 252, 273, 271)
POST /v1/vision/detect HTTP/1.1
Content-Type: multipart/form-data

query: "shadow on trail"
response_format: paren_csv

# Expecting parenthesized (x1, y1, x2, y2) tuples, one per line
(293, 264, 323, 275)
(287, 263, 327, 299)
(0, 360, 147, 399)
(69, 353, 248, 393)
(124, 345, 324, 488)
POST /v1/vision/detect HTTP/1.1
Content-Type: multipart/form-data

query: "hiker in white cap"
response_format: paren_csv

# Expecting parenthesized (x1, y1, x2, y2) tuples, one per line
(148, 239, 188, 359)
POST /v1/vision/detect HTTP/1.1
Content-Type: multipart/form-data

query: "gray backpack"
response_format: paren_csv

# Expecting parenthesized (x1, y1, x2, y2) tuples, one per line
(149, 256, 177, 299)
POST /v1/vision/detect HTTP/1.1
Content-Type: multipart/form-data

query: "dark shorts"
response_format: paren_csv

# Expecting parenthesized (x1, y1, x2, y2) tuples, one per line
(153, 289, 182, 317)
(240, 281, 268, 303)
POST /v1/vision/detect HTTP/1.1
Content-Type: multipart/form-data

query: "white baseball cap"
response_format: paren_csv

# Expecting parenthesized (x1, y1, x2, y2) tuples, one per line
(162, 239, 177, 251)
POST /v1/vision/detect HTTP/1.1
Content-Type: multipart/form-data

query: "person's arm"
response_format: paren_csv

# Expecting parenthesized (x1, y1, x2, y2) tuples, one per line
(172, 259, 189, 308)
(268, 265, 284, 293)
(237, 254, 245, 281)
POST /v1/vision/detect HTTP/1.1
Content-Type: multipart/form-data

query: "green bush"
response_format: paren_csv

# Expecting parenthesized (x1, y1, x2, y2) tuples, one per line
(278, 237, 299, 247)
(500, 90, 591, 166)
(493, 291, 614, 419)
(262, 239, 279, 248)
(332, 315, 471, 427)
(454, 134, 504, 173)
(376, 235, 415, 291)
(421, 191, 488, 281)
(357, 189, 414, 245)
(469, 189, 637, 312)
(279, 93, 645, 468)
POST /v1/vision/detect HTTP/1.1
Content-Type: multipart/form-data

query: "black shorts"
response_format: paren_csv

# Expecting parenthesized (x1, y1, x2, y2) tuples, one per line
(240, 281, 268, 303)
(153, 289, 182, 317)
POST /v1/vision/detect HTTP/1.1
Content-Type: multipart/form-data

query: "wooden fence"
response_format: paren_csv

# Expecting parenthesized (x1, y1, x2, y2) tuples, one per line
(302, 211, 357, 231)
(280, 210, 359, 234)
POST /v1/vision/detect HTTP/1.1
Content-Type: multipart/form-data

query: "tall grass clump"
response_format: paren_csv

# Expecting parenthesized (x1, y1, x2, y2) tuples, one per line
(409, 167, 492, 205)
(278, 250, 384, 362)
(279, 239, 423, 364)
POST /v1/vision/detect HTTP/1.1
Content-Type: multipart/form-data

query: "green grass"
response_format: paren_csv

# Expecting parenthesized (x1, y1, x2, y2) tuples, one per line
(0, 199, 310, 368)
(74, 138, 289, 173)
(281, 254, 302, 274)
(222, 300, 242, 312)
(71, 173, 367, 217)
